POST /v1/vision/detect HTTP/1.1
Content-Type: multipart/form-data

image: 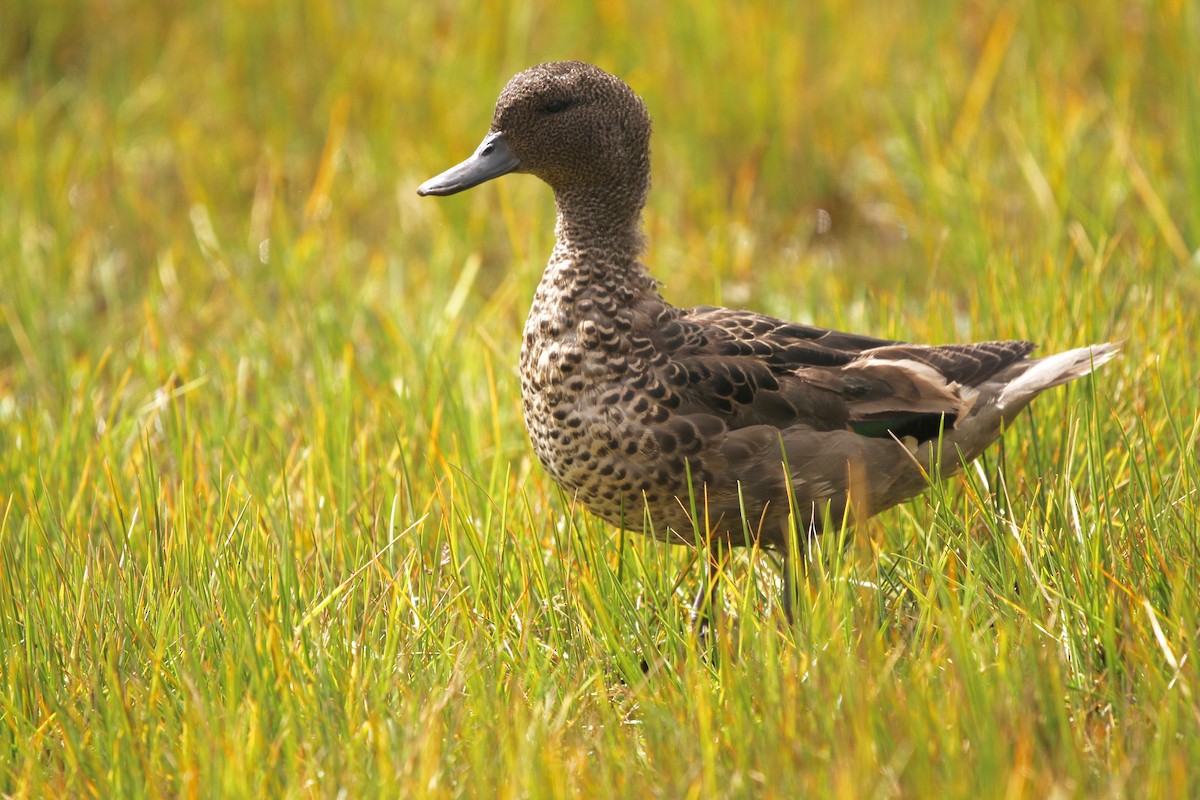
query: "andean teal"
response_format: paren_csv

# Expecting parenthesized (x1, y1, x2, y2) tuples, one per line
(418, 61, 1118, 607)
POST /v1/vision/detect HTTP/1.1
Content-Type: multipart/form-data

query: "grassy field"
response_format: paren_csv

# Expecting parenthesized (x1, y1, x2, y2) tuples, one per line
(2, 0, 1198, 796)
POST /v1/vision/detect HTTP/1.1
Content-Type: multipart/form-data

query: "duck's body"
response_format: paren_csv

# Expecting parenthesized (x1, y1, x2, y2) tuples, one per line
(420, 61, 1117, 551)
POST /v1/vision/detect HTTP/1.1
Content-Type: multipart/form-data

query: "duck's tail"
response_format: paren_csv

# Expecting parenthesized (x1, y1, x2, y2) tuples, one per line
(996, 342, 1121, 411)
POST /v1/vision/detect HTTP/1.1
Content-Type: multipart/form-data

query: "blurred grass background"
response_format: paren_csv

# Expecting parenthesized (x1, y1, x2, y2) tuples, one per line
(1, 0, 1198, 796)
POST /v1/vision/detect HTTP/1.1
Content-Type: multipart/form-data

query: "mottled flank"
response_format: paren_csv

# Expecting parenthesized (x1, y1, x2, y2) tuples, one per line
(419, 61, 1119, 550)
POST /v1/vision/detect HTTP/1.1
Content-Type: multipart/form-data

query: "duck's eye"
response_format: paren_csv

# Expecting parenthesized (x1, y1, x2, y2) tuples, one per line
(541, 99, 571, 114)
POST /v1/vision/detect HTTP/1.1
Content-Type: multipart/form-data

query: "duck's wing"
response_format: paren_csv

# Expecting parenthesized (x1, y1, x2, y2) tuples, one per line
(829, 340, 1035, 440)
(654, 305, 1034, 441)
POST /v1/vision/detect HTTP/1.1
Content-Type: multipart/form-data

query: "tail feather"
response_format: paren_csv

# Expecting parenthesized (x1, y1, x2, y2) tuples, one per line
(997, 343, 1121, 410)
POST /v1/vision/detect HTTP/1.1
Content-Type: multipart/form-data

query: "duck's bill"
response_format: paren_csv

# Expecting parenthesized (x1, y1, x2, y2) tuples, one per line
(417, 132, 520, 196)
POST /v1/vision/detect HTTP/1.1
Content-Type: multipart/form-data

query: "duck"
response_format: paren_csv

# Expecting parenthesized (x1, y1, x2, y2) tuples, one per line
(418, 61, 1118, 614)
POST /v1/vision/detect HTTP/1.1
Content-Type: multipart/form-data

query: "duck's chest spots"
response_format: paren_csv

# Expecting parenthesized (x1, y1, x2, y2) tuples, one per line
(519, 299, 628, 441)
(518, 299, 682, 514)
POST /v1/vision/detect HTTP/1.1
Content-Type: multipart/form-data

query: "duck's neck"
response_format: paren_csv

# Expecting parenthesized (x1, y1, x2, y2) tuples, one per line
(522, 187, 662, 341)
(550, 184, 651, 281)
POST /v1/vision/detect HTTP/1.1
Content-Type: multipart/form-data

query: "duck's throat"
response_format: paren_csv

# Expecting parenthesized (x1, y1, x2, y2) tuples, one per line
(552, 183, 648, 253)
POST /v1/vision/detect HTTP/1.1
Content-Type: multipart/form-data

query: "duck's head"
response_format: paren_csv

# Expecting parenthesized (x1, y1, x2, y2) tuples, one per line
(418, 62, 651, 216)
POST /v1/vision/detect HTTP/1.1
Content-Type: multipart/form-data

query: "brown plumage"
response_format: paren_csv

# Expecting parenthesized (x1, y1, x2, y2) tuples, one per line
(418, 61, 1118, 561)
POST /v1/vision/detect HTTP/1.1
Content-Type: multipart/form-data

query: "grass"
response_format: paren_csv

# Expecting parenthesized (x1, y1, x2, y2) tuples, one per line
(2, 0, 1198, 796)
